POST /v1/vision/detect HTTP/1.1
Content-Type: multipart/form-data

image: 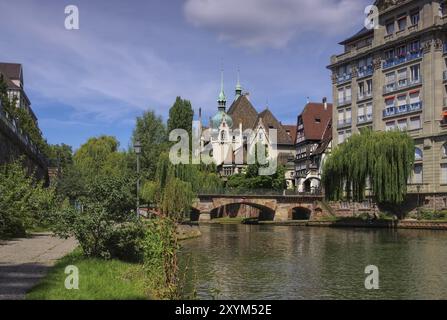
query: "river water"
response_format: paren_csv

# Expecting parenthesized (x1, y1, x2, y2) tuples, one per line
(179, 224, 447, 300)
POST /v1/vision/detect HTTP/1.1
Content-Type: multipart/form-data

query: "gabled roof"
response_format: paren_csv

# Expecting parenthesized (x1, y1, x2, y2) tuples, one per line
(227, 95, 259, 129)
(299, 102, 333, 141)
(255, 108, 293, 145)
(0, 63, 22, 89)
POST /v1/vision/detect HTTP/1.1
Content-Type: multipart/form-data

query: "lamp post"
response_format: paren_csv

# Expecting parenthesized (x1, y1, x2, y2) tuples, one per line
(134, 140, 142, 218)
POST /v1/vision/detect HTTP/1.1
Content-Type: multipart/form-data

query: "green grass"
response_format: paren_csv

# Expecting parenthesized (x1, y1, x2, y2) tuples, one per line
(26, 249, 150, 300)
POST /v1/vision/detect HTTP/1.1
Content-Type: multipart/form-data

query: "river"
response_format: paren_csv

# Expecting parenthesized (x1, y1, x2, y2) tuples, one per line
(179, 224, 447, 300)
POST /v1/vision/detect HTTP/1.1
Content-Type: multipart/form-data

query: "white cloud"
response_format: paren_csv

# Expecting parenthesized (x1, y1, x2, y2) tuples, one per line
(0, 1, 218, 124)
(184, 0, 369, 48)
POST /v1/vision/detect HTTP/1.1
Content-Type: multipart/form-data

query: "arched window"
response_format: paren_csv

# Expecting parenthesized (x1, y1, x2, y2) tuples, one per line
(415, 147, 423, 161)
(442, 143, 447, 157)
(220, 130, 226, 141)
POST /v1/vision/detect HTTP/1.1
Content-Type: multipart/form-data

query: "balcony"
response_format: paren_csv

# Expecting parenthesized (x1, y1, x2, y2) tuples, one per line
(357, 65, 374, 78)
(337, 97, 352, 107)
(383, 77, 422, 94)
(357, 114, 373, 124)
(358, 92, 372, 101)
(383, 51, 423, 69)
(337, 119, 352, 129)
(382, 101, 423, 118)
(336, 73, 352, 85)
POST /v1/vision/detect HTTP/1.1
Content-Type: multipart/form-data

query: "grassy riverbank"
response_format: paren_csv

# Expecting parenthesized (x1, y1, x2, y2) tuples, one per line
(27, 249, 150, 300)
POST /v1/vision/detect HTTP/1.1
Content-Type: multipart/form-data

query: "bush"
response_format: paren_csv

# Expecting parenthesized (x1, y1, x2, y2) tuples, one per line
(418, 210, 447, 221)
(0, 160, 54, 238)
(51, 200, 145, 261)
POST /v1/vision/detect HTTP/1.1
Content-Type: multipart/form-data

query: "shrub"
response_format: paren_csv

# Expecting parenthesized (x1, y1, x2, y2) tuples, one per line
(106, 221, 146, 262)
(0, 160, 54, 238)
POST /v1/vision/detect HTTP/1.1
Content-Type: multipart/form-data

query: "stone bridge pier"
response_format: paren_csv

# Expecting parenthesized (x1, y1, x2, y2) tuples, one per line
(192, 194, 327, 222)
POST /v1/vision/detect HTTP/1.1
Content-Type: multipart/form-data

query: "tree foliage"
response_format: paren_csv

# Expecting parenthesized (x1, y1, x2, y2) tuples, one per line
(132, 111, 168, 180)
(322, 130, 415, 205)
(167, 96, 194, 137)
(0, 160, 55, 238)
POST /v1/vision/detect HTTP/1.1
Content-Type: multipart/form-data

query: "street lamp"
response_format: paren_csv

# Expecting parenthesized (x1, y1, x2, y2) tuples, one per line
(134, 140, 142, 218)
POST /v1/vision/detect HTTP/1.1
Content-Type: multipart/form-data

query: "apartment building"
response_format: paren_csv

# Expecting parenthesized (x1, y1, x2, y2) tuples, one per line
(328, 0, 447, 207)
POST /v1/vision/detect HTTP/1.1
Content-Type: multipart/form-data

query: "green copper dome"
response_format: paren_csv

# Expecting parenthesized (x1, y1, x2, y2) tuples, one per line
(211, 110, 233, 129)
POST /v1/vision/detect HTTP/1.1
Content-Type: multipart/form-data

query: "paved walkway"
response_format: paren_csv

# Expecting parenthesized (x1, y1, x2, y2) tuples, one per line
(0, 233, 77, 300)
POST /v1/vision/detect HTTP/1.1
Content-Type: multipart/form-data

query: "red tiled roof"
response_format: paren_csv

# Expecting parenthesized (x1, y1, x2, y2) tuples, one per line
(283, 124, 297, 145)
(299, 102, 333, 141)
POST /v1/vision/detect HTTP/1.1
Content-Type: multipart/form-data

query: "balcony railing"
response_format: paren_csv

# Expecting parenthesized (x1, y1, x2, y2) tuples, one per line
(382, 101, 422, 118)
(336, 73, 352, 84)
(357, 114, 373, 124)
(337, 97, 352, 106)
(337, 119, 352, 128)
(383, 77, 422, 94)
(357, 65, 374, 78)
(383, 51, 423, 69)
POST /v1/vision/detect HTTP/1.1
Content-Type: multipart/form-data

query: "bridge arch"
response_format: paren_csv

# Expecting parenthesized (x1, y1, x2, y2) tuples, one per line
(289, 206, 312, 220)
(210, 202, 276, 221)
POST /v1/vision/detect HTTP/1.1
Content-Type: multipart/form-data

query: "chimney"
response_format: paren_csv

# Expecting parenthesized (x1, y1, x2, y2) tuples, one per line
(323, 97, 327, 110)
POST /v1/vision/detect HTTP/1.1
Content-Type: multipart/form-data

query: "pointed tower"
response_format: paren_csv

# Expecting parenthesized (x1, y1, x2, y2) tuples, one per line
(235, 69, 242, 100)
(217, 69, 226, 112)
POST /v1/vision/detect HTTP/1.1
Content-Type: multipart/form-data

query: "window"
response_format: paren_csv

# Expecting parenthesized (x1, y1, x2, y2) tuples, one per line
(409, 116, 421, 130)
(385, 49, 395, 60)
(386, 97, 395, 108)
(366, 103, 373, 121)
(413, 164, 423, 184)
(345, 130, 352, 139)
(338, 131, 345, 144)
(398, 119, 407, 131)
(443, 143, 447, 157)
(410, 11, 420, 25)
(358, 82, 365, 97)
(345, 108, 352, 123)
(397, 45, 406, 57)
(398, 68, 408, 87)
(358, 104, 365, 122)
(441, 164, 447, 184)
(398, 16, 407, 31)
(221, 130, 226, 141)
(409, 91, 420, 104)
(345, 86, 352, 101)
(386, 72, 396, 84)
(410, 64, 420, 82)
(338, 109, 344, 122)
(409, 40, 421, 52)
(386, 21, 395, 35)
(338, 88, 344, 103)
(366, 79, 372, 94)
(386, 121, 395, 131)
(397, 95, 407, 110)
(415, 147, 423, 160)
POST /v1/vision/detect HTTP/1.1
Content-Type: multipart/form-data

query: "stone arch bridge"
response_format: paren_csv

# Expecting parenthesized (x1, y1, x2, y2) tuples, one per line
(192, 193, 327, 222)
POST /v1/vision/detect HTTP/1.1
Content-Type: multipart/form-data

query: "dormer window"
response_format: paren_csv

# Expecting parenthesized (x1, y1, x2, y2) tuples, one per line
(315, 118, 321, 123)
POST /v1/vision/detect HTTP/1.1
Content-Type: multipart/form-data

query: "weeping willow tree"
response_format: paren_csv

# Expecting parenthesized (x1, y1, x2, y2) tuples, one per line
(140, 152, 223, 220)
(322, 130, 415, 205)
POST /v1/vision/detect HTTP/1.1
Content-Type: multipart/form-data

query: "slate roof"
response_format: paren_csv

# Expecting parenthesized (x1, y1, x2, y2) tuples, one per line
(283, 125, 297, 145)
(0, 63, 22, 89)
(339, 27, 373, 45)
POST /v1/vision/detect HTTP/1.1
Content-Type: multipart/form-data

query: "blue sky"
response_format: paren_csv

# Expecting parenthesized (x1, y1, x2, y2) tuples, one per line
(0, 0, 370, 150)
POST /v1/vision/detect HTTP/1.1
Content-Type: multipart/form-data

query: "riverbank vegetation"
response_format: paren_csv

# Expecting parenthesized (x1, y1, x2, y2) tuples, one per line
(322, 130, 414, 215)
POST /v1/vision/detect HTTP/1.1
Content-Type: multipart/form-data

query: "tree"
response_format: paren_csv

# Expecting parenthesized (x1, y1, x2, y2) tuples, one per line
(322, 130, 415, 206)
(167, 97, 194, 137)
(132, 111, 168, 180)
(47, 144, 73, 169)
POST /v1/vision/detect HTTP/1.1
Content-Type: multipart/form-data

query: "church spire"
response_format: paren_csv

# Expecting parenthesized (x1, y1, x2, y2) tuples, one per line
(235, 68, 242, 100)
(218, 69, 226, 111)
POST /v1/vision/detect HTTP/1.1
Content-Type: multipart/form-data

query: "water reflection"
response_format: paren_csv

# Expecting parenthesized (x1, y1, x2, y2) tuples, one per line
(180, 224, 447, 300)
